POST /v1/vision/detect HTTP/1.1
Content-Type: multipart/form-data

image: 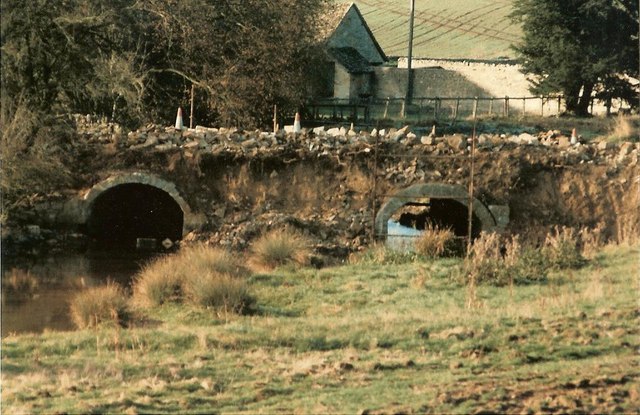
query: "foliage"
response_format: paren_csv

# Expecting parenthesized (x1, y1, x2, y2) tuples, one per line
(250, 228, 311, 270)
(414, 225, 456, 258)
(0, 0, 329, 128)
(69, 283, 130, 329)
(511, 0, 639, 115)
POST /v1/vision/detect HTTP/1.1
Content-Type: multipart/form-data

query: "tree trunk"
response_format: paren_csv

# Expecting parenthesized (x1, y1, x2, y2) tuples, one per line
(564, 87, 581, 114)
(576, 83, 594, 116)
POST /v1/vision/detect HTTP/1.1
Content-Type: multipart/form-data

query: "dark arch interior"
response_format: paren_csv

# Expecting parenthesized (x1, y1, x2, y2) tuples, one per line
(87, 183, 184, 250)
(395, 198, 482, 239)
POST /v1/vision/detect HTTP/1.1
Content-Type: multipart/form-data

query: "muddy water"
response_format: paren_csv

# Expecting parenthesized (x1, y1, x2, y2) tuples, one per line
(1, 251, 160, 337)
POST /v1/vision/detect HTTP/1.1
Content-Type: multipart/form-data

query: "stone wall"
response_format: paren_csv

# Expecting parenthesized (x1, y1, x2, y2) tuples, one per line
(374, 66, 490, 99)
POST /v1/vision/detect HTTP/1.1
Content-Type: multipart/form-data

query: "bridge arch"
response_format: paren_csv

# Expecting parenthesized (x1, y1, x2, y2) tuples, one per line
(375, 183, 498, 242)
(82, 172, 197, 248)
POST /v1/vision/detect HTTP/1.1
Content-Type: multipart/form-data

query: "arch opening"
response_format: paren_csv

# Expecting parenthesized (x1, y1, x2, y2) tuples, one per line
(86, 183, 184, 250)
(392, 199, 481, 238)
(376, 183, 498, 252)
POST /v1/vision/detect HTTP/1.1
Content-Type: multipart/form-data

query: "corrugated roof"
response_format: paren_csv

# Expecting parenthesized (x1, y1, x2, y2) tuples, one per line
(327, 47, 373, 73)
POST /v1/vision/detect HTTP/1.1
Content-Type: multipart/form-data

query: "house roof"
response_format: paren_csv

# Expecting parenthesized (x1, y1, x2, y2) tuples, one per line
(320, 2, 387, 63)
(327, 47, 373, 73)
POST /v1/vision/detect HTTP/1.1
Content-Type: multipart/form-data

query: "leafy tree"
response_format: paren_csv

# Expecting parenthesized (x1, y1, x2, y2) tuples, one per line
(1, 0, 329, 128)
(511, 0, 639, 115)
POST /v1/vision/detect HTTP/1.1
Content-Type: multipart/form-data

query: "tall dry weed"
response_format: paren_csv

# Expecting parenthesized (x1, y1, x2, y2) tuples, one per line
(463, 232, 547, 286)
(578, 223, 604, 258)
(615, 214, 640, 245)
(543, 226, 585, 270)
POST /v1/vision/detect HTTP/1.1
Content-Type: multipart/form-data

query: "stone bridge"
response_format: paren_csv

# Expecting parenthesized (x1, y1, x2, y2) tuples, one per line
(31, 119, 640, 254)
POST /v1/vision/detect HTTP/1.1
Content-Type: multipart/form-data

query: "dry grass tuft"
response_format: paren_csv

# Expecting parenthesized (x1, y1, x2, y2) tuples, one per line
(414, 225, 455, 258)
(132, 244, 253, 314)
(250, 228, 311, 270)
(132, 256, 184, 308)
(183, 272, 254, 315)
(70, 283, 130, 329)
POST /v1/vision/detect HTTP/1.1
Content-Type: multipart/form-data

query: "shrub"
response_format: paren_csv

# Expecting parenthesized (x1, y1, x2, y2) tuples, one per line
(251, 228, 311, 270)
(414, 225, 455, 258)
(0, 99, 72, 222)
(542, 226, 585, 270)
(70, 283, 130, 329)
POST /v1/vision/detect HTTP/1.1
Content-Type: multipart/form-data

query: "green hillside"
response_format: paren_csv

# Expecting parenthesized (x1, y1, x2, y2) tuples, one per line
(355, 0, 522, 60)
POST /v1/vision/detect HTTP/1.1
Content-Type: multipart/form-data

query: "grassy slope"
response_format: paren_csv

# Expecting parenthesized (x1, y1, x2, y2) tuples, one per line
(2, 244, 639, 413)
(355, 0, 521, 59)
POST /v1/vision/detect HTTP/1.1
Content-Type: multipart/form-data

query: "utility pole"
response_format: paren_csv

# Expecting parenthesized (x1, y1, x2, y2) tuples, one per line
(406, 0, 415, 109)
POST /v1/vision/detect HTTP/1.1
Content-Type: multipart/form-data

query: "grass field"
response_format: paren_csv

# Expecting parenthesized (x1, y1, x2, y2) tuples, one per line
(355, 0, 521, 59)
(2, 242, 638, 413)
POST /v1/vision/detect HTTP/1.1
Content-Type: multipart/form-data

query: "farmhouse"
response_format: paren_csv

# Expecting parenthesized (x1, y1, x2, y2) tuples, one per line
(321, 3, 387, 100)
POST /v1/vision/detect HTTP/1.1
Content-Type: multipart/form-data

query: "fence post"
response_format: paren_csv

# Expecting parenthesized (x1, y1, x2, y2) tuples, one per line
(504, 96, 510, 117)
(467, 105, 478, 255)
(401, 98, 406, 119)
(434, 97, 440, 120)
(541, 97, 544, 117)
(488, 98, 493, 116)
(454, 98, 460, 121)
(522, 98, 526, 117)
(383, 99, 389, 119)
(472, 97, 479, 119)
